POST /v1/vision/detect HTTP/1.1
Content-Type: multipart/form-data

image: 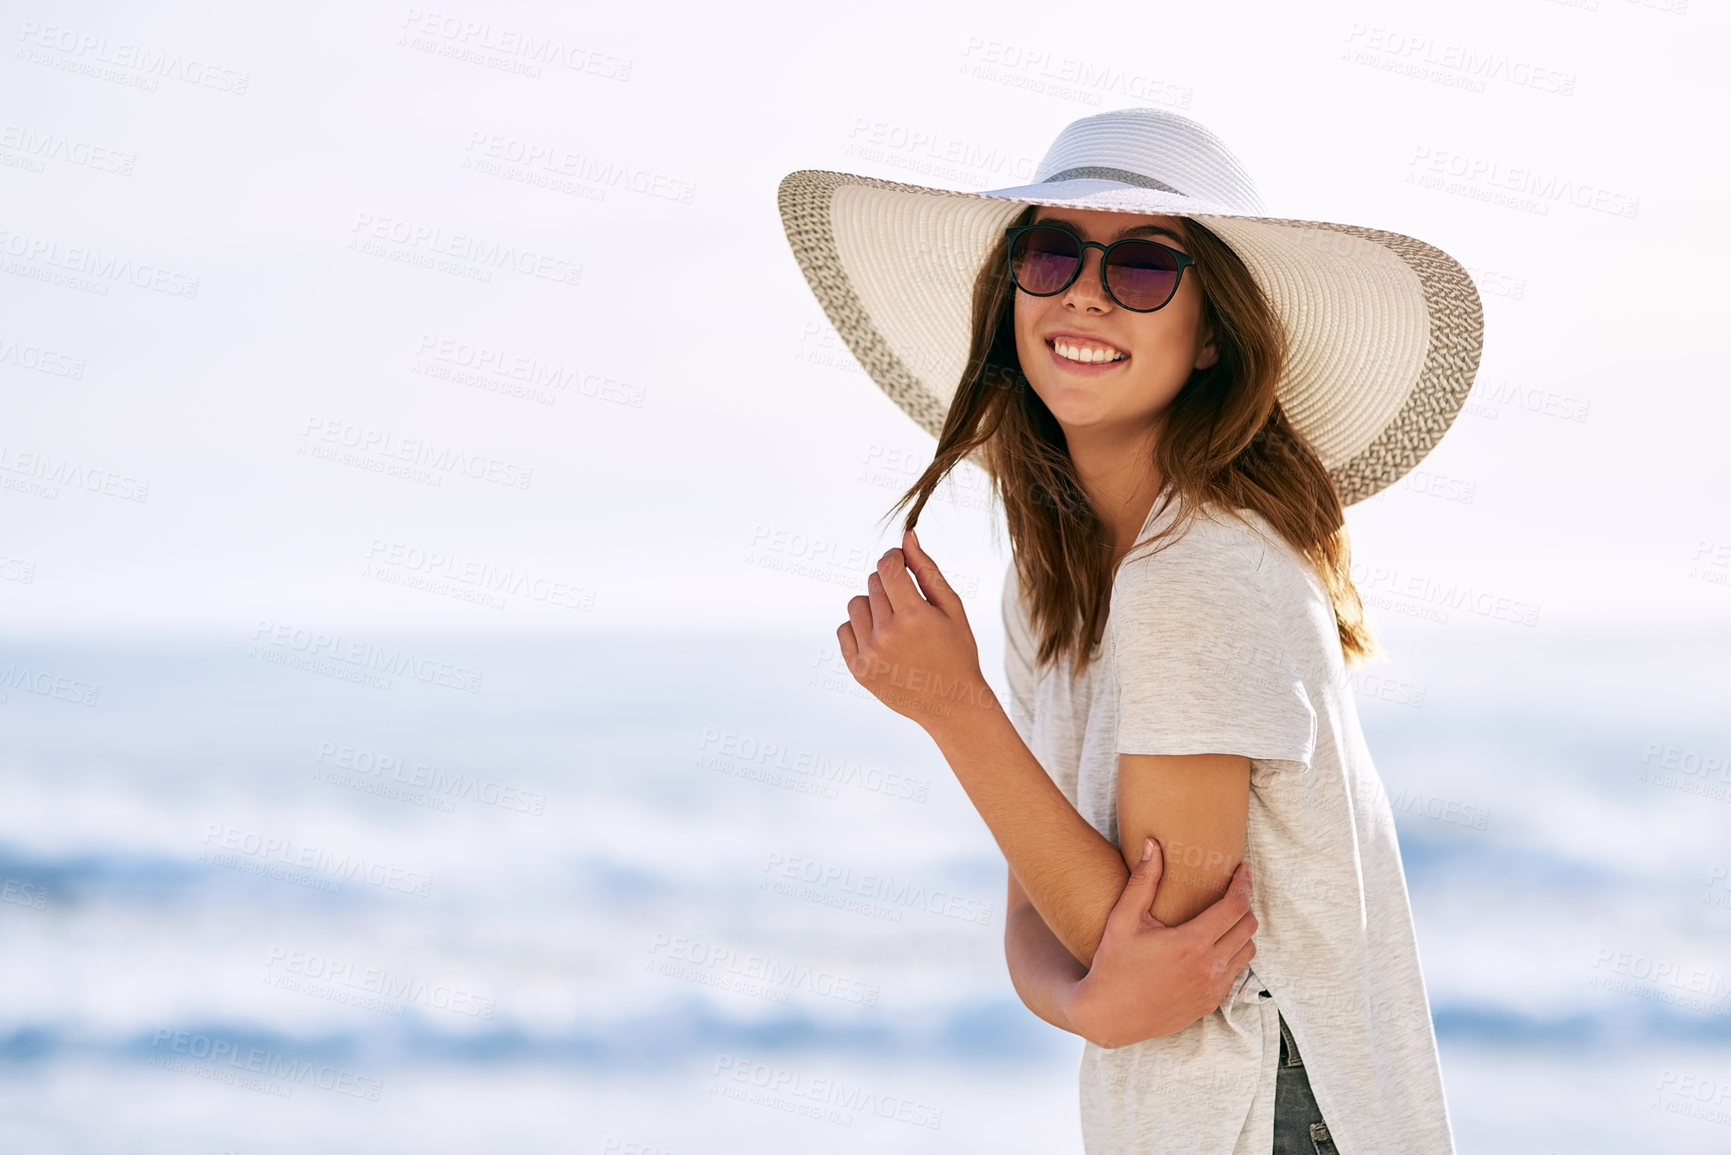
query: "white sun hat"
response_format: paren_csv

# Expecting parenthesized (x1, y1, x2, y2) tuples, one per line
(776, 107, 1484, 506)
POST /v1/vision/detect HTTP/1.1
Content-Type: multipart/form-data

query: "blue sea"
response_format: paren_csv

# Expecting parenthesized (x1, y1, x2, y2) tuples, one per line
(1, 622, 1728, 1152)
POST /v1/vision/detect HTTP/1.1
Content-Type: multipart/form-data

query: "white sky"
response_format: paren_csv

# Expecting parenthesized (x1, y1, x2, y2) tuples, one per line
(3, 0, 1728, 644)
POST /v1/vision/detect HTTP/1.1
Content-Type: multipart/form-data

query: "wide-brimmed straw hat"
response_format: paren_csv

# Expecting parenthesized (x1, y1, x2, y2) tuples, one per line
(775, 107, 1484, 506)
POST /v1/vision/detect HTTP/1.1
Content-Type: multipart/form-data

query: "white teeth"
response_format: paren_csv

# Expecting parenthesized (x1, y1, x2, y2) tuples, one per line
(1054, 341, 1125, 364)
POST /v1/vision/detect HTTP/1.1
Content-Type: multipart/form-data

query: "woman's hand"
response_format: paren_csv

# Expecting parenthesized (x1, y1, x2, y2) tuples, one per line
(837, 529, 1000, 733)
(1061, 837, 1259, 1050)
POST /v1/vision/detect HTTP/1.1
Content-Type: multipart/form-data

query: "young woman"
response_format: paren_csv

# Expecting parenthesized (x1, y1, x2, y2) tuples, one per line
(778, 107, 1479, 1154)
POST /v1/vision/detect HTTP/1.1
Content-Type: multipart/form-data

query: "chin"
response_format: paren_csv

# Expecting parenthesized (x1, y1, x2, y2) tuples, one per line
(1034, 391, 1111, 426)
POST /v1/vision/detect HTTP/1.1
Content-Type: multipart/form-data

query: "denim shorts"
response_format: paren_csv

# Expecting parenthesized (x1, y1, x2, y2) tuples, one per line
(1272, 1012, 1337, 1155)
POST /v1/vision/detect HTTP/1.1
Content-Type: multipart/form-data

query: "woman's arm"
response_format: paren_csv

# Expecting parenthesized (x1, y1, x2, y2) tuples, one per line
(841, 533, 1250, 966)
(929, 702, 1251, 967)
(1115, 751, 1250, 924)
(1003, 867, 1089, 1033)
(927, 705, 1132, 967)
(1004, 838, 1261, 1049)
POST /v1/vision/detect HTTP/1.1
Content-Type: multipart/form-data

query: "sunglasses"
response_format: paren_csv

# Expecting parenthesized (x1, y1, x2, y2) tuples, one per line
(1005, 224, 1196, 313)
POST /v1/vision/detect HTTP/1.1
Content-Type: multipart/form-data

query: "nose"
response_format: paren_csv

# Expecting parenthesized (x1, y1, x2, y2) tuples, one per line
(1061, 246, 1112, 312)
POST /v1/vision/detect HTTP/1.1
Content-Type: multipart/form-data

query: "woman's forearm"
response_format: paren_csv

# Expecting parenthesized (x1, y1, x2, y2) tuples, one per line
(928, 700, 1130, 966)
(1004, 901, 1088, 1034)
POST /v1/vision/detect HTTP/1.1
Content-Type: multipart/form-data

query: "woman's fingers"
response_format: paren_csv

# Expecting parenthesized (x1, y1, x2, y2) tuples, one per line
(865, 568, 894, 627)
(844, 593, 874, 656)
(1223, 938, 1256, 987)
(836, 530, 985, 730)
(901, 529, 963, 616)
(1185, 862, 1254, 946)
(1106, 837, 1166, 935)
(1213, 908, 1258, 960)
(875, 547, 925, 615)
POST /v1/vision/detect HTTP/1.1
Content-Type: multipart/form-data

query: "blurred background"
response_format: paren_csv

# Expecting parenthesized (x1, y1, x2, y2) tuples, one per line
(2, 0, 1728, 1151)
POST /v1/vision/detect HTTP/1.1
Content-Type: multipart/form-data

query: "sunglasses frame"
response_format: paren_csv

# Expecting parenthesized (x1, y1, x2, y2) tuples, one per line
(1004, 224, 1196, 313)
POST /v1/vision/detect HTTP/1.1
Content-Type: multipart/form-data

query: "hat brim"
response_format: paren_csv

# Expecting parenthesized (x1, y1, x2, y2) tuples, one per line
(777, 169, 1484, 507)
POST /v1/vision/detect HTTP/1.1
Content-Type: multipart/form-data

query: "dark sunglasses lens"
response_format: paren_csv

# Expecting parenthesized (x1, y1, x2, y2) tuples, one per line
(1105, 242, 1183, 309)
(1011, 228, 1080, 295)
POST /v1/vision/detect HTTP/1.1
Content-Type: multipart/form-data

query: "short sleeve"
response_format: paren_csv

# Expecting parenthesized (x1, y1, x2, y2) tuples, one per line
(1110, 530, 1316, 772)
(1001, 562, 1038, 747)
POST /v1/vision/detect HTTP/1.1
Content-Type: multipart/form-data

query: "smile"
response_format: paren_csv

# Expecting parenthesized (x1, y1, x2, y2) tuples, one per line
(1047, 337, 1129, 368)
(1049, 337, 1128, 363)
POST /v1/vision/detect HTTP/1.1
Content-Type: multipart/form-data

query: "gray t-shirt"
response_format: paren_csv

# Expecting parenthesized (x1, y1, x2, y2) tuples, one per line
(1001, 491, 1455, 1154)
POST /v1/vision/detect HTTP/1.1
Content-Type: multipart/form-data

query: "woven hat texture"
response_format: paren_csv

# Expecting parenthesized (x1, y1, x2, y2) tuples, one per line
(777, 107, 1484, 506)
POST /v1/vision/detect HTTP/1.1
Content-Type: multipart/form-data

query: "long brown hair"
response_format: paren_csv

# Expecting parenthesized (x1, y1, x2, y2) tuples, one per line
(882, 203, 1383, 679)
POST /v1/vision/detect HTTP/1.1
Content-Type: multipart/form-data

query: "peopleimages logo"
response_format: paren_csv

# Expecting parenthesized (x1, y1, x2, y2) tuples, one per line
(16, 22, 251, 93)
(412, 335, 644, 408)
(759, 852, 993, 926)
(0, 225, 201, 297)
(647, 933, 879, 1007)
(397, 8, 633, 81)
(463, 131, 696, 204)
(0, 442, 150, 502)
(301, 417, 534, 490)
(249, 619, 484, 694)
(0, 333, 88, 378)
(347, 212, 583, 287)
(313, 740, 547, 815)
(710, 1054, 944, 1130)
(200, 823, 434, 897)
(264, 945, 497, 1019)
(362, 539, 593, 612)
(1406, 145, 1639, 219)
(697, 728, 931, 803)
(0, 662, 100, 706)
(148, 1028, 381, 1100)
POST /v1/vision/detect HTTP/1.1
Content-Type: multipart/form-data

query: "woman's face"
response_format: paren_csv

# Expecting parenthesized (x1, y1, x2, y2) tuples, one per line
(1011, 208, 1217, 442)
